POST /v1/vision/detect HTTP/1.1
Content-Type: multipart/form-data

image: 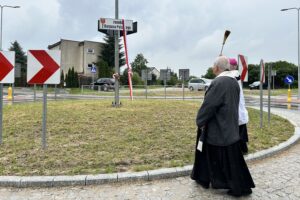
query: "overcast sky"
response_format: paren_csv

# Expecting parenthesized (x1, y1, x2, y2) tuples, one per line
(1, 0, 299, 76)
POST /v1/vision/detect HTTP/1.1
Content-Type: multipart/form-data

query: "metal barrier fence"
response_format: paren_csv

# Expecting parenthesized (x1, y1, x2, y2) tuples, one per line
(80, 84, 205, 100)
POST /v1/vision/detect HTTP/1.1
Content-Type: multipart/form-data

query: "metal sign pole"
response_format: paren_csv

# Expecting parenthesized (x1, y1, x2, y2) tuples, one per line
(182, 71, 185, 100)
(146, 68, 148, 99)
(260, 63, 263, 129)
(54, 84, 57, 100)
(114, 0, 120, 106)
(92, 72, 94, 90)
(273, 75, 275, 90)
(12, 83, 14, 103)
(0, 83, 2, 144)
(34, 84, 36, 101)
(268, 64, 272, 125)
(164, 71, 167, 99)
(42, 84, 47, 149)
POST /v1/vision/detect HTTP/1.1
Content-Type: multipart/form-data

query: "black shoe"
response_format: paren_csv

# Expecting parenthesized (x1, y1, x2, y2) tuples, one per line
(227, 189, 252, 197)
(195, 180, 209, 189)
(242, 189, 252, 196)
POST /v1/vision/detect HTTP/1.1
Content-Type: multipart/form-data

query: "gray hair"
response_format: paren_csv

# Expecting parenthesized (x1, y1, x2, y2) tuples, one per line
(213, 56, 230, 71)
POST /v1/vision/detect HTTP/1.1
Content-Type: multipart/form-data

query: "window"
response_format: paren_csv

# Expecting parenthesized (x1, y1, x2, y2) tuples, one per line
(87, 48, 94, 54)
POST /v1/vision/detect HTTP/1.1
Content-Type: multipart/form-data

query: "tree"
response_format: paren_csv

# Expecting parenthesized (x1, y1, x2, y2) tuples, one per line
(60, 70, 65, 87)
(202, 67, 216, 79)
(8, 41, 27, 86)
(131, 53, 148, 76)
(246, 61, 297, 88)
(65, 67, 79, 88)
(120, 68, 129, 85)
(167, 71, 179, 86)
(98, 35, 125, 68)
(96, 60, 113, 78)
(131, 72, 143, 85)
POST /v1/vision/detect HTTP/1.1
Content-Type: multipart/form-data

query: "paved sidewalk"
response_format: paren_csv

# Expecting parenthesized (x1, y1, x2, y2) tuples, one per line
(0, 108, 299, 199)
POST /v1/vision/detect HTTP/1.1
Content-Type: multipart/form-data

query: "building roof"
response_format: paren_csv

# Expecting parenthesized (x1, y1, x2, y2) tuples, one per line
(48, 39, 104, 49)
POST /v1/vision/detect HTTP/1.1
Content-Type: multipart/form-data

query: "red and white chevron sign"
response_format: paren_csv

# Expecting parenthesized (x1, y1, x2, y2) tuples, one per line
(27, 50, 61, 84)
(0, 51, 15, 84)
(238, 54, 248, 82)
(260, 59, 265, 83)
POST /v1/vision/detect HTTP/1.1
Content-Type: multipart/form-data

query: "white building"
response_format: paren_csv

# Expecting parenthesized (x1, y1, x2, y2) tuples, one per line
(48, 39, 104, 77)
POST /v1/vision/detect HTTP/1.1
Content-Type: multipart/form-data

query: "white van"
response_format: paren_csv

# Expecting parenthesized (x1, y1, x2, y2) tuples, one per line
(188, 78, 212, 91)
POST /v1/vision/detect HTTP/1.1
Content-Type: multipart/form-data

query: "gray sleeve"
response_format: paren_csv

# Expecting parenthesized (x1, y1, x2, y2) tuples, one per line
(196, 80, 224, 127)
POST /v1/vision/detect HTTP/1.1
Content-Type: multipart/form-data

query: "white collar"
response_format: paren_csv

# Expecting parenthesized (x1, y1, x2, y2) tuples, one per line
(217, 70, 239, 79)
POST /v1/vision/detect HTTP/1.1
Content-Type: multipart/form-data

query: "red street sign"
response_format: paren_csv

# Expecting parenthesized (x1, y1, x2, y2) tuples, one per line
(27, 50, 61, 84)
(0, 51, 15, 83)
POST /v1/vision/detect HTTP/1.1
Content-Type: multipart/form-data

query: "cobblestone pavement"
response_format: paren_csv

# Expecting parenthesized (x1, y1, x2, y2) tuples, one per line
(0, 108, 299, 200)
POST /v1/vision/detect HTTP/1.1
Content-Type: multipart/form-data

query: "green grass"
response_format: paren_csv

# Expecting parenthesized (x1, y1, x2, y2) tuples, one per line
(70, 87, 206, 97)
(244, 88, 298, 96)
(0, 99, 294, 176)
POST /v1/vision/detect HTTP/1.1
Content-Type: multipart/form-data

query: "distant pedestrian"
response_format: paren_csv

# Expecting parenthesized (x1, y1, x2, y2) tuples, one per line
(229, 58, 249, 154)
(191, 56, 255, 197)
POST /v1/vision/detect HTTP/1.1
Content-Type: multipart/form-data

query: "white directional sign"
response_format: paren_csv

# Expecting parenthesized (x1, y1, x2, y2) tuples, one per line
(98, 18, 133, 31)
(0, 51, 15, 84)
(27, 50, 61, 84)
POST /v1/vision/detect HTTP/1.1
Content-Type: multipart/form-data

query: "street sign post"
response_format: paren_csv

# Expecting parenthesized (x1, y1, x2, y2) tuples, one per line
(142, 69, 152, 99)
(179, 69, 190, 100)
(27, 50, 61, 149)
(179, 69, 189, 81)
(91, 64, 96, 89)
(284, 75, 295, 103)
(27, 50, 61, 84)
(98, 1, 138, 106)
(271, 70, 277, 90)
(259, 59, 265, 128)
(284, 75, 295, 85)
(141, 69, 152, 81)
(160, 69, 171, 99)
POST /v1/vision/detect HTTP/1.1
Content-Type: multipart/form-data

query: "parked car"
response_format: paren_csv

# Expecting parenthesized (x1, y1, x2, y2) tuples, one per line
(249, 81, 267, 90)
(188, 78, 212, 91)
(91, 78, 115, 91)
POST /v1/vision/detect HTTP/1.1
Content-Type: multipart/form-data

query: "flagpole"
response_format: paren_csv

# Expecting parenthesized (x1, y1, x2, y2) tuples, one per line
(122, 19, 133, 100)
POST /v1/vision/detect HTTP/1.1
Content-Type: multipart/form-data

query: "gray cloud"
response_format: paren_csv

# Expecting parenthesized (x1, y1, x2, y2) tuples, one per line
(1, 0, 299, 76)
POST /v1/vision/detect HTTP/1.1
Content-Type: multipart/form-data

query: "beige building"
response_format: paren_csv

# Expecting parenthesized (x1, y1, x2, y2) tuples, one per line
(48, 39, 104, 78)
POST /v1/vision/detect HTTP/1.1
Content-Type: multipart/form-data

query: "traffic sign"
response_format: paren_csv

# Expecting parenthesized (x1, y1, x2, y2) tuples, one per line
(238, 55, 248, 82)
(98, 18, 133, 31)
(160, 69, 171, 81)
(0, 51, 15, 84)
(284, 75, 294, 85)
(260, 59, 265, 83)
(27, 50, 61, 84)
(91, 65, 96, 73)
(179, 69, 190, 81)
(271, 70, 277, 76)
(141, 69, 152, 81)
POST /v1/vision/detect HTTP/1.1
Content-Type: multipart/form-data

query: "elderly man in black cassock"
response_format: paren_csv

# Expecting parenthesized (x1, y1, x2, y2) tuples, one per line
(191, 56, 255, 197)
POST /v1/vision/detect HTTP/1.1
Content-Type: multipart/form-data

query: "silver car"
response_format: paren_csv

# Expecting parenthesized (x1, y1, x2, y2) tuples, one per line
(188, 78, 212, 91)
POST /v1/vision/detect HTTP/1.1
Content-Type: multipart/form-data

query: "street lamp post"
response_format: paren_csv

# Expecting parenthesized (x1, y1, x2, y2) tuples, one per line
(0, 5, 20, 50)
(281, 7, 300, 100)
(0, 4, 20, 144)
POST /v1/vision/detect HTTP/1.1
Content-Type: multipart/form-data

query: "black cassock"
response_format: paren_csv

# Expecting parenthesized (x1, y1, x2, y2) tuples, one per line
(191, 128, 255, 195)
